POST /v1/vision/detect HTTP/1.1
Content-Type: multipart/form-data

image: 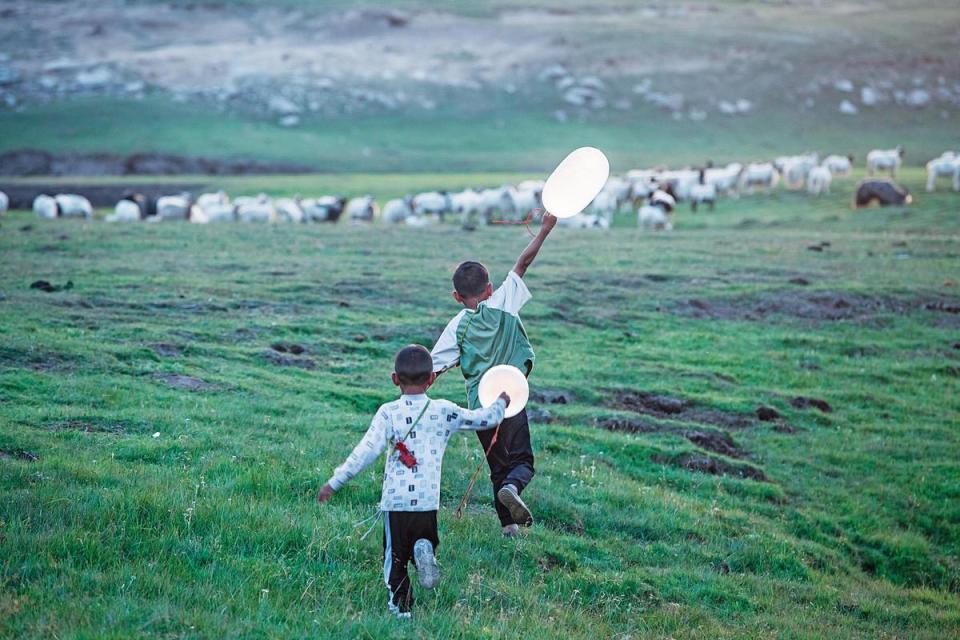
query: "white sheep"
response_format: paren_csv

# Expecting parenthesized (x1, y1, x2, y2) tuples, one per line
(739, 163, 780, 194)
(926, 152, 960, 192)
(807, 165, 833, 196)
(302, 196, 347, 223)
(33, 194, 59, 219)
(705, 163, 743, 198)
(780, 153, 819, 190)
(478, 186, 516, 221)
(235, 194, 275, 223)
(823, 154, 854, 176)
(346, 195, 378, 223)
(274, 198, 305, 223)
(105, 199, 142, 222)
(156, 193, 192, 220)
(411, 191, 452, 221)
(0, 190, 8, 215)
(382, 196, 414, 224)
(638, 189, 676, 231)
(866, 147, 904, 177)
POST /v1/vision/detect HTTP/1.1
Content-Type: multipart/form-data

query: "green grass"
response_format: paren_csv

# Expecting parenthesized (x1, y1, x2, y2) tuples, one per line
(2, 168, 959, 638)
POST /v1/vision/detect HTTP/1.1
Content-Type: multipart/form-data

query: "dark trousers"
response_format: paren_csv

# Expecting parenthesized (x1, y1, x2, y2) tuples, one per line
(383, 511, 439, 613)
(475, 408, 535, 526)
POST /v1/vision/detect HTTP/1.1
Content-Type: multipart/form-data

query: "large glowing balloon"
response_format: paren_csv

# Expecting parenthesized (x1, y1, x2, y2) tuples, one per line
(541, 147, 610, 218)
(478, 365, 529, 419)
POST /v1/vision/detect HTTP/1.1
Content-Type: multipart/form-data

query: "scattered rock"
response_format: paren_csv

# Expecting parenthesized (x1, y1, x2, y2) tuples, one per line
(153, 373, 216, 391)
(151, 343, 182, 358)
(262, 350, 316, 370)
(789, 396, 833, 413)
(530, 389, 573, 404)
(0, 448, 39, 461)
(756, 406, 781, 421)
(527, 407, 553, 424)
(30, 280, 73, 293)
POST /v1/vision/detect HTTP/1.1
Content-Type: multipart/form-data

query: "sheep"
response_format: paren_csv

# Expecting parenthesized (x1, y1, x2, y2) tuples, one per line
(412, 191, 452, 221)
(478, 186, 516, 221)
(780, 153, 819, 190)
(33, 194, 59, 219)
(689, 182, 717, 212)
(807, 165, 833, 196)
(925, 151, 960, 192)
(190, 203, 236, 224)
(235, 194, 275, 223)
(53, 194, 94, 219)
(156, 193, 193, 220)
(195, 191, 229, 210)
(106, 199, 143, 222)
(854, 179, 912, 208)
(382, 196, 414, 224)
(302, 196, 347, 222)
(638, 189, 675, 231)
(739, 162, 780, 194)
(658, 169, 699, 201)
(449, 189, 485, 227)
(0, 190, 8, 215)
(346, 195, 378, 223)
(704, 162, 743, 198)
(274, 197, 305, 223)
(556, 212, 610, 229)
(823, 154, 854, 176)
(598, 176, 632, 211)
(866, 146, 904, 177)
(508, 185, 542, 217)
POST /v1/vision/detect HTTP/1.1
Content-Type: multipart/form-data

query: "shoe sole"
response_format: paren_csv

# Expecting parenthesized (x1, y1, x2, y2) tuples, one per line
(497, 486, 533, 526)
(413, 540, 440, 589)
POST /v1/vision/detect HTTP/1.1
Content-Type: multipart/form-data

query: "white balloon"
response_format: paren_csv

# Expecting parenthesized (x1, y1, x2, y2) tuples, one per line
(541, 147, 610, 219)
(478, 365, 529, 419)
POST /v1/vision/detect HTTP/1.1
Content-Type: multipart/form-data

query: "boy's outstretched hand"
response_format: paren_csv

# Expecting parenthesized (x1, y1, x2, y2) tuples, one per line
(316, 483, 335, 504)
(514, 212, 558, 278)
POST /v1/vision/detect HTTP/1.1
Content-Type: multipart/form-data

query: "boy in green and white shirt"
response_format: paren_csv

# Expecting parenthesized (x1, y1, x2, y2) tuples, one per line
(432, 213, 558, 536)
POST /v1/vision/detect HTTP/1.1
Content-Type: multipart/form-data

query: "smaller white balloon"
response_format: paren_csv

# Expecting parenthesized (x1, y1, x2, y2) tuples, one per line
(541, 147, 610, 219)
(478, 365, 529, 419)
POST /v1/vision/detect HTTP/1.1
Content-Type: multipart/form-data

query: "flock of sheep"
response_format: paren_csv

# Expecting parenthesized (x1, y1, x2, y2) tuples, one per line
(6, 147, 958, 231)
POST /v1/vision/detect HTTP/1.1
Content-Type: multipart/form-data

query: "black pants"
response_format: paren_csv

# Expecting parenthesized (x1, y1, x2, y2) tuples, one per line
(383, 511, 439, 614)
(475, 408, 535, 526)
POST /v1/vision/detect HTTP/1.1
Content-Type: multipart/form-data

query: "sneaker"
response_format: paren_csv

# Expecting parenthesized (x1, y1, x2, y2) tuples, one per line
(497, 484, 533, 526)
(502, 523, 521, 537)
(413, 539, 440, 589)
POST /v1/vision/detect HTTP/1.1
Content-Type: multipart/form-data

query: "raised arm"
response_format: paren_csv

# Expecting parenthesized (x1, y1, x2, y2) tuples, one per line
(318, 409, 389, 503)
(451, 394, 508, 432)
(512, 213, 557, 278)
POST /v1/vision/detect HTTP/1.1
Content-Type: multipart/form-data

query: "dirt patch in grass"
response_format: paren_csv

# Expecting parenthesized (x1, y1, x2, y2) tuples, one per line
(530, 389, 573, 404)
(153, 373, 217, 391)
(262, 350, 316, 370)
(608, 390, 754, 429)
(270, 342, 307, 355)
(0, 345, 73, 372)
(655, 452, 768, 482)
(151, 343, 182, 358)
(0, 448, 39, 461)
(597, 417, 749, 458)
(675, 291, 960, 326)
(47, 419, 130, 434)
(790, 396, 833, 413)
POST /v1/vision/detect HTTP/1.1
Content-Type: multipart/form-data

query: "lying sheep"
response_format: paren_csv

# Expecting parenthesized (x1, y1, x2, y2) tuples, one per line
(382, 196, 414, 224)
(235, 194, 275, 223)
(854, 179, 912, 208)
(156, 193, 193, 220)
(346, 195, 378, 223)
(274, 197, 305, 223)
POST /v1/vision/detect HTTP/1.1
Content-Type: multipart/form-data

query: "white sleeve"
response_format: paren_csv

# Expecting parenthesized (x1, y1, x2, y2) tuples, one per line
(326, 407, 389, 491)
(446, 398, 506, 432)
(431, 312, 464, 373)
(486, 271, 532, 315)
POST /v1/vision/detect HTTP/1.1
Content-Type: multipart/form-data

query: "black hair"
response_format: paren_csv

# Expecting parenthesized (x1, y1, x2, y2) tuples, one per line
(394, 344, 433, 385)
(453, 261, 490, 298)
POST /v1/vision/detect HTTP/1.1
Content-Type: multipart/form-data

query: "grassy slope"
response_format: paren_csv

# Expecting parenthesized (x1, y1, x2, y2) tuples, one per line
(1, 169, 959, 639)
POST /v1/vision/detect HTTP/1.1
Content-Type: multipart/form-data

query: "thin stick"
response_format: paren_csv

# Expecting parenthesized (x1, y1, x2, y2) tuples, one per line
(454, 424, 501, 520)
(491, 208, 542, 237)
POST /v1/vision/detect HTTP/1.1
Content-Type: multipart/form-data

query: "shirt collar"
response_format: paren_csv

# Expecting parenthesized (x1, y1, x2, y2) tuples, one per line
(401, 393, 429, 400)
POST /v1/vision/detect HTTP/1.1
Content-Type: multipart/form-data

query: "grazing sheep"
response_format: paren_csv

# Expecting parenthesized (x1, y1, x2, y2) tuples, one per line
(106, 199, 143, 222)
(556, 212, 610, 229)
(156, 193, 193, 220)
(33, 194, 59, 219)
(195, 191, 229, 210)
(346, 195, 378, 223)
(689, 169, 717, 212)
(823, 154, 854, 176)
(587, 189, 619, 219)
(302, 196, 347, 223)
(0, 190, 8, 215)
(780, 153, 819, 190)
(53, 194, 93, 219)
(449, 189, 485, 226)
(274, 197, 305, 223)
(705, 162, 743, 198)
(508, 184, 543, 216)
(638, 189, 675, 231)
(479, 186, 516, 221)
(807, 165, 833, 196)
(658, 169, 699, 201)
(854, 179, 912, 208)
(925, 152, 960, 192)
(412, 191, 452, 221)
(235, 194, 275, 223)
(598, 176, 632, 211)
(866, 146, 904, 177)
(739, 162, 780, 194)
(382, 196, 414, 224)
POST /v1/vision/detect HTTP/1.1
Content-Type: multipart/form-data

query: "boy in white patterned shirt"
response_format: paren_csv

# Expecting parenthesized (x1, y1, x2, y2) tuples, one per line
(317, 344, 508, 618)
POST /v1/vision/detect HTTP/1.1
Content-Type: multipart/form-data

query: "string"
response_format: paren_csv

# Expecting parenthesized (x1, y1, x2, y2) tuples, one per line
(490, 207, 542, 238)
(454, 424, 501, 520)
